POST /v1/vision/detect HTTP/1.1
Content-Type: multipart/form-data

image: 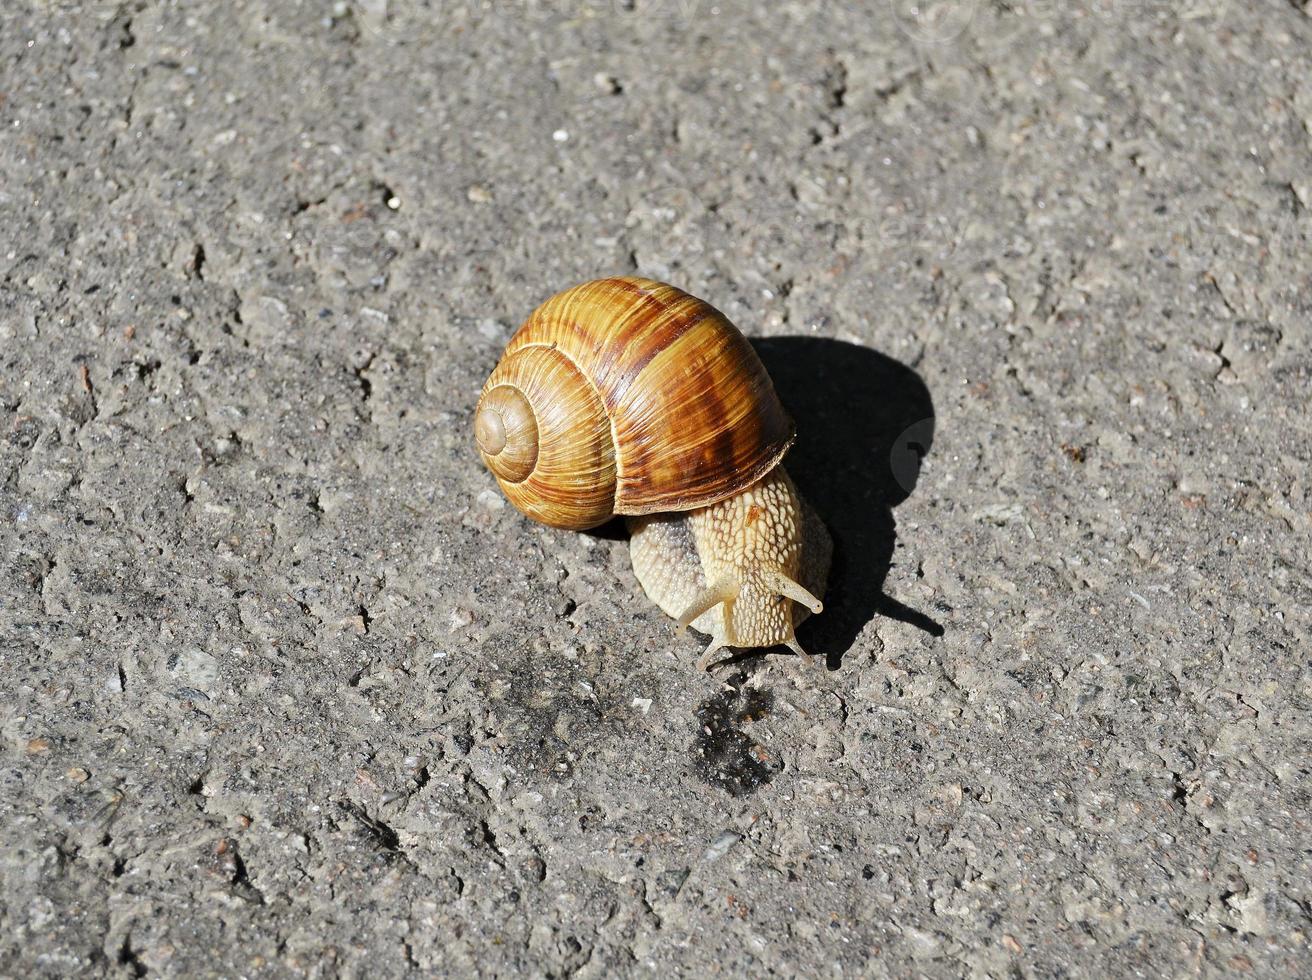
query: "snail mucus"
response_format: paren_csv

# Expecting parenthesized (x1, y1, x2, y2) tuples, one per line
(473, 277, 831, 671)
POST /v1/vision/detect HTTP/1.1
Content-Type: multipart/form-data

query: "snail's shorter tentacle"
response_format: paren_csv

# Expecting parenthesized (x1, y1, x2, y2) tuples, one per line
(785, 638, 818, 668)
(696, 638, 730, 673)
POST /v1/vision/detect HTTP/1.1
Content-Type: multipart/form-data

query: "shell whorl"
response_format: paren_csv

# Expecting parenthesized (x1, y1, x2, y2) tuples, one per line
(475, 385, 537, 480)
(475, 277, 794, 531)
(475, 343, 617, 529)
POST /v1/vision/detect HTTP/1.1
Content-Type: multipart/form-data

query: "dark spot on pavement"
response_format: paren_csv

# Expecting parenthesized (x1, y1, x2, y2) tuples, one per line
(692, 673, 780, 796)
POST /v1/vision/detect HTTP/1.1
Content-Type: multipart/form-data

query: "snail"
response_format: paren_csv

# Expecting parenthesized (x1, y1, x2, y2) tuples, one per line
(474, 277, 831, 671)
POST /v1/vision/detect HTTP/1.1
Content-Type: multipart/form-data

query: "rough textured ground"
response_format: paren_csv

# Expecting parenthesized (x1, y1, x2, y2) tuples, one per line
(2, 1, 1310, 976)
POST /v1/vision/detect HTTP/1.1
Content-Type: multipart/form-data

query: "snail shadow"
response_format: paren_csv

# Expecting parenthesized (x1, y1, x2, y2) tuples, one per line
(753, 337, 943, 669)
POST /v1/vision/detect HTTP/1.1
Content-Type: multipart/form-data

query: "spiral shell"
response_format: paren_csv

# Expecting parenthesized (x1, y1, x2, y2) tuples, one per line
(474, 277, 795, 530)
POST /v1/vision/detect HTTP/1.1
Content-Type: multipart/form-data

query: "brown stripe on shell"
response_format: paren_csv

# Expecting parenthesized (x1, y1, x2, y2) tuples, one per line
(607, 297, 710, 398)
(612, 317, 794, 513)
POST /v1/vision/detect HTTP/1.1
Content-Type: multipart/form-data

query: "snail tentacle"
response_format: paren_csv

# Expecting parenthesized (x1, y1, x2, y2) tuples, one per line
(764, 569, 823, 616)
(785, 638, 818, 668)
(629, 467, 830, 660)
(696, 637, 731, 673)
(676, 580, 737, 633)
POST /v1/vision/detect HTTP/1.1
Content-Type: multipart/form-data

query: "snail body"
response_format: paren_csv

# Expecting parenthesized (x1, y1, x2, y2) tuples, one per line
(474, 277, 830, 669)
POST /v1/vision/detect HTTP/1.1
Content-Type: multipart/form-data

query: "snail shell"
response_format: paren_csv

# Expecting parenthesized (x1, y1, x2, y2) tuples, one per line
(473, 277, 795, 530)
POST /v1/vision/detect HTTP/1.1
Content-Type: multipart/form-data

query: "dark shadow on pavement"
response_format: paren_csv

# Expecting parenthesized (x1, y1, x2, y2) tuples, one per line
(753, 336, 943, 670)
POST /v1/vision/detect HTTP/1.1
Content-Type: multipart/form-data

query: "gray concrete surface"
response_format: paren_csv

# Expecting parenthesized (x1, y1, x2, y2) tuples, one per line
(2, 0, 1310, 976)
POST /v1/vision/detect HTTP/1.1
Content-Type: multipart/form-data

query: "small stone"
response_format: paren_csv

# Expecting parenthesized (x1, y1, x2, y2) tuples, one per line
(211, 837, 240, 881)
(519, 856, 547, 882)
(552, 129, 569, 142)
(702, 831, 742, 863)
(476, 489, 505, 511)
(467, 185, 493, 203)
(26, 738, 51, 755)
(477, 318, 508, 342)
(169, 647, 220, 694)
(973, 502, 1023, 525)
(904, 926, 940, 960)
(656, 868, 689, 897)
(66, 767, 90, 783)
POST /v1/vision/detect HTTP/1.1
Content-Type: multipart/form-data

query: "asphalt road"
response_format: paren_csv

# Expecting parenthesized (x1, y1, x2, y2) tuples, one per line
(2, 1, 1310, 976)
